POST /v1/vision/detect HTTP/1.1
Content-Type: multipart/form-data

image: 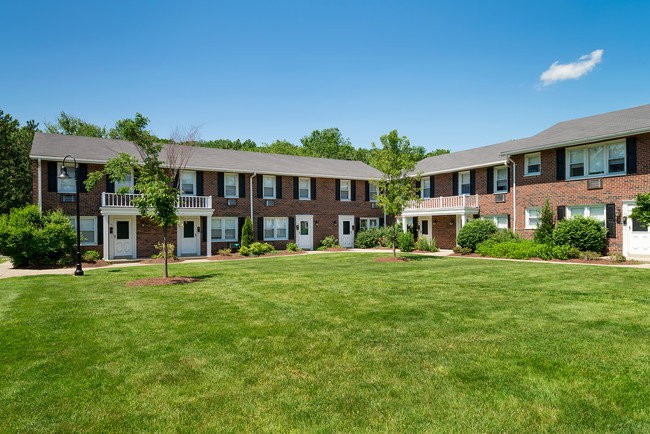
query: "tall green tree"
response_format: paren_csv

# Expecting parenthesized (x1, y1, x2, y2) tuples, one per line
(630, 193, 650, 226)
(85, 114, 183, 278)
(0, 110, 38, 214)
(45, 111, 108, 138)
(300, 128, 357, 160)
(370, 130, 422, 257)
(259, 139, 304, 156)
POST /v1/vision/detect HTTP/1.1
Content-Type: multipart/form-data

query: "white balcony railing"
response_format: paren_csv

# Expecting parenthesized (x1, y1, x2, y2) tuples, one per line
(405, 194, 479, 211)
(102, 192, 212, 209)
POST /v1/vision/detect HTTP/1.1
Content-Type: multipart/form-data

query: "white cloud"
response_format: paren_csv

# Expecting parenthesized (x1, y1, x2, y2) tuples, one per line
(539, 49, 603, 87)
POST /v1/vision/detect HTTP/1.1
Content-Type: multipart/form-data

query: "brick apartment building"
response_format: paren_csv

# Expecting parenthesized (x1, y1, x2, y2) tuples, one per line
(30, 133, 385, 259)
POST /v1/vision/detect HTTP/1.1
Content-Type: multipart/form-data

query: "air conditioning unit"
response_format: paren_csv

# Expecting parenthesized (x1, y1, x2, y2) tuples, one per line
(265, 200, 275, 206)
(494, 194, 506, 203)
(227, 199, 237, 206)
(587, 178, 603, 190)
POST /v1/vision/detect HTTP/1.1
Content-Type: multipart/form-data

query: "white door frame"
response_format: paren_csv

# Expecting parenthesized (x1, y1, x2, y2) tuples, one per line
(295, 215, 314, 250)
(338, 215, 355, 248)
(109, 215, 137, 259)
(177, 217, 201, 257)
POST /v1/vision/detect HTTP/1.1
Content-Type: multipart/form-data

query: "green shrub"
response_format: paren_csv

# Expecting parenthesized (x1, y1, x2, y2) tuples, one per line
(456, 219, 498, 251)
(459, 247, 472, 255)
(415, 237, 438, 252)
(247, 242, 274, 256)
(152, 242, 176, 259)
(285, 242, 300, 252)
(81, 250, 101, 263)
(488, 229, 520, 243)
(476, 238, 581, 261)
(320, 235, 339, 249)
(217, 248, 232, 256)
(0, 205, 76, 267)
(241, 217, 254, 248)
(534, 197, 555, 244)
(609, 253, 627, 263)
(581, 251, 601, 261)
(238, 246, 250, 256)
(452, 246, 462, 253)
(551, 244, 580, 260)
(355, 228, 380, 248)
(397, 231, 414, 252)
(552, 216, 608, 253)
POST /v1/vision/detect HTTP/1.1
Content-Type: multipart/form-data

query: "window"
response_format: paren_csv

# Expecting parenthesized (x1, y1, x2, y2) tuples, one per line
(483, 214, 508, 229)
(180, 171, 196, 195)
(525, 153, 541, 176)
(566, 205, 606, 224)
(369, 183, 378, 202)
(211, 217, 237, 242)
(299, 177, 310, 200)
(360, 218, 379, 230)
(264, 217, 288, 240)
(114, 173, 134, 193)
(263, 176, 276, 199)
(57, 163, 76, 193)
(459, 171, 470, 195)
(225, 173, 238, 198)
(68, 217, 97, 245)
(567, 141, 626, 179)
(340, 180, 351, 201)
(525, 207, 541, 229)
(421, 178, 431, 198)
(494, 167, 508, 193)
(632, 219, 649, 232)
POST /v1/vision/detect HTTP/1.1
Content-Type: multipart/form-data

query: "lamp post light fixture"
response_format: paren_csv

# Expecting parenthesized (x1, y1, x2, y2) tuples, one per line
(58, 155, 84, 276)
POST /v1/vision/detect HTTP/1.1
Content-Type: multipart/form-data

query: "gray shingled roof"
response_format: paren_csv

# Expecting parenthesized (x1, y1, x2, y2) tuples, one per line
(30, 132, 383, 180)
(414, 104, 650, 175)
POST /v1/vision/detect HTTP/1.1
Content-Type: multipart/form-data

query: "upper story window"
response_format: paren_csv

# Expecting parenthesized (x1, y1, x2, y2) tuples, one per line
(567, 141, 626, 179)
(369, 183, 378, 202)
(180, 171, 196, 195)
(264, 217, 288, 240)
(68, 216, 97, 245)
(459, 171, 471, 196)
(299, 177, 311, 200)
(263, 175, 276, 198)
(340, 180, 351, 201)
(211, 217, 237, 242)
(525, 207, 541, 229)
(114, 173, 134, 193)
(58, 163, 76, 193)
(494, 167, 508, 193)
(421, 178, 431, 198)
(525, 153, 541, 176)
(224, 173, 238, 198)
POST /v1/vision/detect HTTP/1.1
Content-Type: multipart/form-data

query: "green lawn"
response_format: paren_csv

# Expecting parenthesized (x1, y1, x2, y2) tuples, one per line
(1, 253, 648, 432)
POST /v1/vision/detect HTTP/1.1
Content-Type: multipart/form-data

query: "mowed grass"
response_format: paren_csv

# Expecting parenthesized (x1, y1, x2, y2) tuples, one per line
(1, 253, 648, 432)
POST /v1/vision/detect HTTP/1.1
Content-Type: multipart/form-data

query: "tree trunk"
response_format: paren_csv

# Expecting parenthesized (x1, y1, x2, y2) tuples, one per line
(163, 225, 168, 278)
(392, 222, 396, 258)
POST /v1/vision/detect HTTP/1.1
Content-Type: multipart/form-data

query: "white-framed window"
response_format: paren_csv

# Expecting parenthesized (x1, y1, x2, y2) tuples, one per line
(114, 173, 134, 193)
(566, 205, 606, 224)
(459, 171, 471, 195)
(264, 217, 288, 240)
(525, 207, 541, 229)
(524, 152, 541, 176)
(421, 178, 431, 198)
(180, 171, 196, 195)
(360, 218, 380, 230)
(483, 214, 508, 229)
(340, 180, 351, 201)
(263, 175, 276, 199)
(224, 173, 238, 198)
(211, 217, 237, 242)
(566, 140, 626, 179)
(494, 166, 508, 193)
(299, 177, 311, 200)
(68, 216, 97, 245)
(57, 162, 76, 193)
(369, 182, 378, 202)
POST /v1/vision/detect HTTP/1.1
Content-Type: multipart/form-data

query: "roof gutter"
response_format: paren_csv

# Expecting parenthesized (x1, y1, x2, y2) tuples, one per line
(505, 157, 516, 233)
(414, 159, 508, 177)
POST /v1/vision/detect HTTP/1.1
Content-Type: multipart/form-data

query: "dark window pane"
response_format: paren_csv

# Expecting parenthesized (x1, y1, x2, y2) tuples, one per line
(300, 221, 309, 235)
(422, 220, 429, 235)
(343, 221, 351, 235)
(184, 221, 194, 238)
(609, 159, 625, 173)
(570, 164, 584, 177)
(632, 219, 649, 232)
(116, 221, 129, 240)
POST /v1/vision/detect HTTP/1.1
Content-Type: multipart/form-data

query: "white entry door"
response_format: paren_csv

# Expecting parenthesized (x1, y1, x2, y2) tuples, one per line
(420, 217, 432, 240)
(110, 217, 135, 259)
(338, 215, 355, 248)
(623, 201, 650, 258)
(296, 215, 313, 250)
(180, 217, 200, 256)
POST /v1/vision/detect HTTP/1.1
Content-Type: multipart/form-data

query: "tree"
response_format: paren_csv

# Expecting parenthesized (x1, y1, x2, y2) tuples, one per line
(45, 111, 108, 138)
(259, 139, 304, 156)
(300, 128, 357, 160)
(370, 130, 422, 257)
(241, 217, 254, 247)
(630, 193, 650, 226)
(85, 114, 194, 278)
(534, 196, 555, 244)
(0, 110, 38, 215)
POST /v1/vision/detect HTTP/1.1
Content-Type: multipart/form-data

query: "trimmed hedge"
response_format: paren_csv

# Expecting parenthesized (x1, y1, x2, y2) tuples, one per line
(475, 238, 580, 260)
(552, 216, 608, 253)
(456, 219, 498, 251)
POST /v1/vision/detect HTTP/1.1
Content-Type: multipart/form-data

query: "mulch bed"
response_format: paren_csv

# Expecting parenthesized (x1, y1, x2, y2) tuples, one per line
(450, 253, 639, 265)
(16, 260, 113, 270)
(125, 277, 203, 287)
(322, 247, 348, 251)
(206, 251, 307, 261)
(372, 256, 413, 262)
(139, 257, 185, 265)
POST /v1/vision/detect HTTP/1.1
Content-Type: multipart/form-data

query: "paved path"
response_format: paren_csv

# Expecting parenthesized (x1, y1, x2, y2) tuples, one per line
(1, 248, 648, 280)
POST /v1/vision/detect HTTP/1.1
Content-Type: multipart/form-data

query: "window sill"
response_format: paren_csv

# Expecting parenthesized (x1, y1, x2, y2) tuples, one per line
(524, 173, 541, 177)
(224, 195, 238, 199)
(264, 238, 288, 241)
(211, 239, 237, 243)
(263, 196, 276, 200)
(299, 197, 311, 201)
(566, 172, 626, 181)
(493, 191, 508, 195)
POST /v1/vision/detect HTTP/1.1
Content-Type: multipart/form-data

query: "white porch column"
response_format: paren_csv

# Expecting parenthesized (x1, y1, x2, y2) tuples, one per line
(102, 215, 109, 260)
(461, 214, 467, 227)
(401, 216, 408, 233)
(206, 216, 212, 257)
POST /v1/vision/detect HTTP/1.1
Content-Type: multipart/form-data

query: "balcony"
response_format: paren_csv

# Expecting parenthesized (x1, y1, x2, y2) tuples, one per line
(402, 194, 479, 216)
(101, 193, 212, 209)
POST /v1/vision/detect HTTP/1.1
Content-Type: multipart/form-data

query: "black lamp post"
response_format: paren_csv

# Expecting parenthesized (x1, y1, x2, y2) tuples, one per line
(59, 155, 84, 276)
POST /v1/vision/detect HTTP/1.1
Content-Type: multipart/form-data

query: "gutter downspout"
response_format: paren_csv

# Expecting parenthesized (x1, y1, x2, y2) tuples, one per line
(37, 158, 42, 213)
(250, 172, 257, 222)
(506, 156, 516, 233)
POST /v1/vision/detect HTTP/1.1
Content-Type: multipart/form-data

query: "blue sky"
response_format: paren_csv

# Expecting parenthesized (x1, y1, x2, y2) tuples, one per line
(2, 1, 650, 152)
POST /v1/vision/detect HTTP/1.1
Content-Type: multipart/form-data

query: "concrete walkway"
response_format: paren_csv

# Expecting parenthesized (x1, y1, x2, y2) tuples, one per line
(1, 248, 648, 279)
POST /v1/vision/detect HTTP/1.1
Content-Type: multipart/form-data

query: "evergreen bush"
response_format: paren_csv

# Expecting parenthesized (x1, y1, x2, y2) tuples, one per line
(552, 216, 608, 253)
(241, 217, 254, 248)
(456, 219, 497, 251)
(397, 231, 414, 252)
